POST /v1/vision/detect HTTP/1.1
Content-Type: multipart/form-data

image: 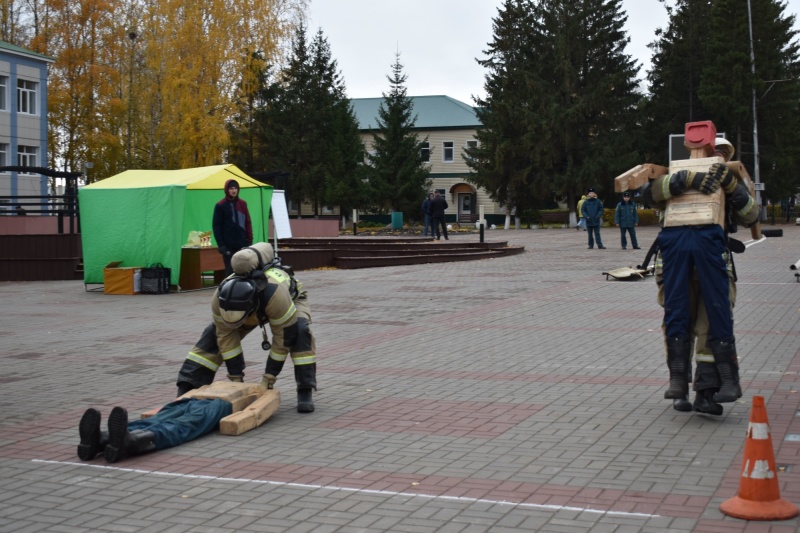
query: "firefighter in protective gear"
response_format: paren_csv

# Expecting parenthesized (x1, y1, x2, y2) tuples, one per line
(641, 134, 758, 415)
(175, 242, 317, 413)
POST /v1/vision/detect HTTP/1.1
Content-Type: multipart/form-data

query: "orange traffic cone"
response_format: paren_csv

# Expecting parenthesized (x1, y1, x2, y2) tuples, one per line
(720, 396, 799, 520)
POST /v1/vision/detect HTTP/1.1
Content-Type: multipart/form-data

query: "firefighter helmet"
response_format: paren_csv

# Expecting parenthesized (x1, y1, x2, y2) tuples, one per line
(217, 276, 258, 325)
(714, 138, 735, 162)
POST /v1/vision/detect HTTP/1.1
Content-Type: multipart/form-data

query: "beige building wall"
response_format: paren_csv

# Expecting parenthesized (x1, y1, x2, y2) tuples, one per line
(360, 128, 503, 219)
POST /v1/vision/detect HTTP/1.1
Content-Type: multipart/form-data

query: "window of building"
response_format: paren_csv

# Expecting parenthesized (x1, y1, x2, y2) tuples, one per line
(0, 143, 7, 166)
(435, 188, 446, 197)
(420, 141, 430, 162)
(0, 76, 7, 111)
(443, 141, 454, 162)
(466, 140, 478, 150)
(17, 145, 38, 172)
(17, 79, 38, 115)
(322, 205, 335, 214)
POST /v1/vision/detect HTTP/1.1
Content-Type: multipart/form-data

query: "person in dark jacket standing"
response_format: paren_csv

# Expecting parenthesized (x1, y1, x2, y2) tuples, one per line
(212, 179, 252, 276)
(581, 187, 605, 249)
(614, 191, 640, 250)
(421, 192, 434, 237)
(429, 191, 449, 240)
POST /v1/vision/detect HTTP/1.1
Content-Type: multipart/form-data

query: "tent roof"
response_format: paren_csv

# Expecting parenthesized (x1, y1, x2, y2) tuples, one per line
(82, 164, 270, 190)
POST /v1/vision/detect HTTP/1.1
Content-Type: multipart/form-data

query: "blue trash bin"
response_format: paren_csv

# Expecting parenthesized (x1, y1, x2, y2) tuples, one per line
(391, 211, 403, 229)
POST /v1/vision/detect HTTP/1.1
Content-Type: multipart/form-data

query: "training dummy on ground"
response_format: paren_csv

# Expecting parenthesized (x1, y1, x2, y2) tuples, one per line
(617, 121, 759, 416)
(176, 242, 318, 413)
(77, 382, 280, 463)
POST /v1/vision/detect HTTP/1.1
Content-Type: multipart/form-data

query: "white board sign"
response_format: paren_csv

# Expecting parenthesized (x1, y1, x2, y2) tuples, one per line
(271, 190, 292, 239)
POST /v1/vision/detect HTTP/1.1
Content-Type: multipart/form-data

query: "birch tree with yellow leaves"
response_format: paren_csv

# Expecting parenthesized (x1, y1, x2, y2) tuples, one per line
(7, 0, 305, 180)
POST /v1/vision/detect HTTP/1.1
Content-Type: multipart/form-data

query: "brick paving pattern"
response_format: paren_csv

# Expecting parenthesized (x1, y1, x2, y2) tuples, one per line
(1, 224, 799, 532)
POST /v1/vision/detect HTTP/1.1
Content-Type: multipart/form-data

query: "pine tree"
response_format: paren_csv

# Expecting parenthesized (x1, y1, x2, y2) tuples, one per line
(468, 0, 540, 223)
(644, 0, 715, 163)
(469, 0, 641, 217)
(645, 0, 800, 200)
(700, 0, 800, 200)
(368, 54, 431, 215)
(259, 25, 365, 216)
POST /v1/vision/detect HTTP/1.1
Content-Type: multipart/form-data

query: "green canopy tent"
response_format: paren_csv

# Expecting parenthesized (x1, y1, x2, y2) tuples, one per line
(79, 164, 273, 287)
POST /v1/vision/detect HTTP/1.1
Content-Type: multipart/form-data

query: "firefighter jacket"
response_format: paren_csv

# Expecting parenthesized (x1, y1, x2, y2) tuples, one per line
(212, 268, 300, 365)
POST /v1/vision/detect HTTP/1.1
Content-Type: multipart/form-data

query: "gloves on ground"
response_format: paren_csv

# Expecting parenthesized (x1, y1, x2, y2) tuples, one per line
(709, 163, 737, 193)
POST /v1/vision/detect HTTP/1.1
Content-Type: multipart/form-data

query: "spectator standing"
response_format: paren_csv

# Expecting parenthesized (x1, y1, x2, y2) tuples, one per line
(614, 191, 640, 249)
(212, 179, 252, 276)
(581, 187, 605, 249)
(576, 194, 587, 230)
(429, 191, 449, 240)
(421, 192, 434, 237)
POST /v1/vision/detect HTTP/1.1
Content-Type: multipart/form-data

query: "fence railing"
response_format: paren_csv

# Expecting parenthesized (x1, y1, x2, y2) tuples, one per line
(0, 193, 80, 234)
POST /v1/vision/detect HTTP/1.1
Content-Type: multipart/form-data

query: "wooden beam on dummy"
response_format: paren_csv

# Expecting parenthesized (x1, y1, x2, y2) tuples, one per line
(140, 381, 280, 436)
(613, 121, 761, 240)
(614, 164, 669, 192)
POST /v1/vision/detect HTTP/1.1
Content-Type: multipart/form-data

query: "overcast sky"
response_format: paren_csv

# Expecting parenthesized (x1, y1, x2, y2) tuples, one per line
(308, 0, 800, 105)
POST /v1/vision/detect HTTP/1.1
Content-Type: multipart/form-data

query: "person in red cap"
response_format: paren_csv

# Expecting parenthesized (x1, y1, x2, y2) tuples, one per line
(212, 179, 252, 276)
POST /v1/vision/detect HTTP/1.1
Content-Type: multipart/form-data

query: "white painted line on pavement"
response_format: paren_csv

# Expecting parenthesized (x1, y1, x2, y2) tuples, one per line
(33, 459, 660, 518)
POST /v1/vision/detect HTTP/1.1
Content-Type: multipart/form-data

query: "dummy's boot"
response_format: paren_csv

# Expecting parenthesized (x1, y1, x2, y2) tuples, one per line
(672, 364, 693, 412)
(692, 362, 723, 415)
(710, 340, 742, 403)
(104, 407, 157, 463)
(77, 408, 109, 460)
(693, 389, 723, 416)
(664, 336, 691, 399)
(295, 363, 317, 413)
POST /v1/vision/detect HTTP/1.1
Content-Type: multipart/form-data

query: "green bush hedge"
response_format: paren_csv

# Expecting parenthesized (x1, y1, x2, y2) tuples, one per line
(533, 208, 661, 226)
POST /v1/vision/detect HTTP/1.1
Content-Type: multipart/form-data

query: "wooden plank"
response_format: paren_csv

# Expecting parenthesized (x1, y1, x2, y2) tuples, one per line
(664, 157, 725, 227)
(219, 390, 281, 436)
(180, 382, 264, 402)
(141, 382, 266, 419)
(614, 164, 669, 192)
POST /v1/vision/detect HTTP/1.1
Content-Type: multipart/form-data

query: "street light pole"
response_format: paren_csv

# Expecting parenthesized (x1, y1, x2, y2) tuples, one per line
(127, 30, 138, 168)
(746, 0, 765, 219)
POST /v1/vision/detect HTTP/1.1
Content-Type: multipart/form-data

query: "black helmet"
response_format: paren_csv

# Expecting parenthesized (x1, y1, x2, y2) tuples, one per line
(217, 277, 258, 325)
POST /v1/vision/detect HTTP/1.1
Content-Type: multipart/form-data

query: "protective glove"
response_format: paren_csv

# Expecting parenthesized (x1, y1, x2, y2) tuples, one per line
(708, 163, 737, 193)
(227, 374, 243, 382)
(684, 170, 721, 194)
(260, 373, 277, 390)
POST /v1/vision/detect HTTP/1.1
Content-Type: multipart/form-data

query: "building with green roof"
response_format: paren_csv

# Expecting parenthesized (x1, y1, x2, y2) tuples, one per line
(352, 95, 503, 224)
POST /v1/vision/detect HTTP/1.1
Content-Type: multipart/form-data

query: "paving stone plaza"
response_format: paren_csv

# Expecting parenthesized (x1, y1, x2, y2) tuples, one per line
(1, 225, 799, 533)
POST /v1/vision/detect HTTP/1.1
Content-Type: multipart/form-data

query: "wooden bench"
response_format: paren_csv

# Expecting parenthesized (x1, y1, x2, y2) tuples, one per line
(539, 211, 570, 225)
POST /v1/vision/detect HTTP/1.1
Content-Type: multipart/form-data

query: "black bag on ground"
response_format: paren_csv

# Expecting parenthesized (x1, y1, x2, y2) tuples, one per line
(141, 263, 171, 294)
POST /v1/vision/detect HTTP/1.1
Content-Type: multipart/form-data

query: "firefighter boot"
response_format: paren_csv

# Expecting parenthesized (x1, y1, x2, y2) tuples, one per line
(104, 407, 157, 463)
(710, 340, 742, 403)
(693, 388, 723, 416)
(295, 363, 317, 413)
(664, 336, 691, 399)
(692, 362, 723, 415)
(672, 364, 693, 412)
(77, 408, 109, 460)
